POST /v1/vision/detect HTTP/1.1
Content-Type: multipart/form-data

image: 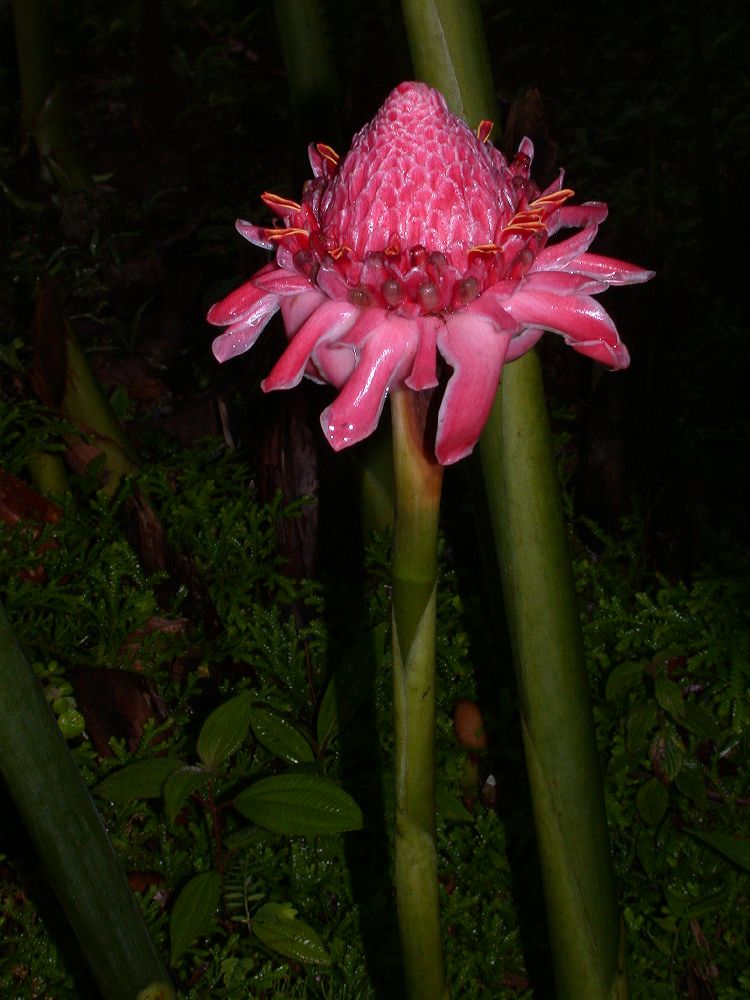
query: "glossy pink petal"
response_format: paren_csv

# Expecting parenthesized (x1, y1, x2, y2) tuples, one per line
(435, 313, 513, 465)
(504, 289, 629, 367)
(262, 299, 359, 390)
(564, 252, 655, 285)
(321, 316, 418, 450)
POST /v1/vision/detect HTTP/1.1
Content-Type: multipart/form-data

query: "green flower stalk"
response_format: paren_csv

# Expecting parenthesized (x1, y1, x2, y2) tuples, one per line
(207, 45, 650, 996)
(390, 389, 447, 999)
(0, 602, 174, 1000)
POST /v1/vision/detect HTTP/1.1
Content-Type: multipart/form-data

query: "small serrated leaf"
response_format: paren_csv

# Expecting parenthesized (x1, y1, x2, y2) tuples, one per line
(234, 774, 363, 835)
(169, 870, 221, 964)
(655, 674, 684, 721)
(164, 766, 212, 824)
(196, 691, 254, 768)
(94, 758, 184, 803)
(605, 660, 644, 701)
(252, 901, 330, 965)
(248, 707, 314, 764)
(686, 829, 750, 872)
(680, 701, 721, 741)
(636, 777, 669, 827)
(626, 699, 659, 755)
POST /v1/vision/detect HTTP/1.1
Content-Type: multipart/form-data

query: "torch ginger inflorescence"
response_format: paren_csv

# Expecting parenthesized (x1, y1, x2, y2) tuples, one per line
(208, 81, 653, 464)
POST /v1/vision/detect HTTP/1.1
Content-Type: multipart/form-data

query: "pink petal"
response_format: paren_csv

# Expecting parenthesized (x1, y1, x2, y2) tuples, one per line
(506, 326, 545, 362)
(280, 289, 328, 336)
(236, 218, 274, 250)
(518, 271, 609, 296)
(565, 252, 655, 285)
(503, 289, 629, 367)
(206, 264, 278, 326)
(435, 312, 513, 465)
(253, 269, 314, 294)
(313, 308, 394, 388)
(530, 225, 600, 272)
(547, 202, 608, 235)
(262, 299, 359, 391)
(320, 316, 417, 451)
(405, 314, 442, 390)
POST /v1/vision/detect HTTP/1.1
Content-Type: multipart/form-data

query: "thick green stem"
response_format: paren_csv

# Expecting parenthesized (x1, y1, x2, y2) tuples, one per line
(400, 2, 629, 997)
(390, 389, 447, 1000)
(12, 0, 91, 192)
(479, 357, 628, 1000)
(0, 601, 174, 1000)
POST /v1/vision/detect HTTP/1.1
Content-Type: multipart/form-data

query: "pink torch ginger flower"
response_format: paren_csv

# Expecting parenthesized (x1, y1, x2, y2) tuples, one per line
(208, 81, 653, 464)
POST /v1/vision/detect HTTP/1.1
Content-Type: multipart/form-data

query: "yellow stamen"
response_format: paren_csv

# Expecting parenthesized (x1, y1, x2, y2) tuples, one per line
(476, 120, 493, 143)
(265, 227, 309, 241)
(316, 143, 340, 166)
(329, 245, 352, 260)
(468, 243, 501, 256)
(529, 187, 575, 208)
(262, 192, 302, 213)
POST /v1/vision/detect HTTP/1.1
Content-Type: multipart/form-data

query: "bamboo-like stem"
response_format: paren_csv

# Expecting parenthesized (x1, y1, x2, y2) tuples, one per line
(11, 0, 91, 192)
(0, 601, 174, 1000)
(390, 389, 448, 1000)
(400, 2, 629, 997)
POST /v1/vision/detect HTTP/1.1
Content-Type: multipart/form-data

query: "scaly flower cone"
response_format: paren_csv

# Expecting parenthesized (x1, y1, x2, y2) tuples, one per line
(208, 79, 651, 998)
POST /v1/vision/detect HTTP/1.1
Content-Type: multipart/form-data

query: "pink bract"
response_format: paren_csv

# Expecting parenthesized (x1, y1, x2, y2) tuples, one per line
(207, 81, 653, 465)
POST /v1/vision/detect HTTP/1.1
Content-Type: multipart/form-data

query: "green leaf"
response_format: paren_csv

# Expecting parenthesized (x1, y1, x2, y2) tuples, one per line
(435, 783, 473, 822)
(686, 829, 750, 872)
(252, 902, 330, 965)
(626, 699, 659, 755)
(605, 660, 644, 701)
(675, 764, 707, 809)
(234, 774, 363, 835)
(680, 701, 721, 741)
(248, 707, 314, 764)
(316, 624, 386, 748)
(94, 758, 185, 803)
(636, 777, 669, 827)
(654, 673, 684, 721)
(164, 766, 212, 824)
(196, 692, 254, 768)
(169, 870, 221, 964)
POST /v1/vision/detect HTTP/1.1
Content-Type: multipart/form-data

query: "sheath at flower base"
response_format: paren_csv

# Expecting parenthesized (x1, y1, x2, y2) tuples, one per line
(208, 81, 653, 465)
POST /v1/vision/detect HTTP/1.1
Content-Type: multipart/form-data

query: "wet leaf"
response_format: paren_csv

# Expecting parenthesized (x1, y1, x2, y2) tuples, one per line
(95, 757, 184, 802)
(252, 902, 330, 965)
(687, 829, 750, 872)
(248, 707, 314, 764)
(605, 660, 644, 701)
(636, 777, 669, 826)
(164, 766, 213, 823)
(196, 691, 254, 768)
(169, 870, 221, 963)
(234, 774, 363, 835)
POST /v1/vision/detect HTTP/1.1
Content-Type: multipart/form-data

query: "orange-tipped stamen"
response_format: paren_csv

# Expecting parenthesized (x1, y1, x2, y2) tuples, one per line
(265, 227, 310, 242)
(316, 143, 340, 166)
(530, 188, 575, 208)
(476, 120, 493, 143)
(329, 245, 352, 260)
(468, 243, 501, 256)
(261, 192, 302, 213)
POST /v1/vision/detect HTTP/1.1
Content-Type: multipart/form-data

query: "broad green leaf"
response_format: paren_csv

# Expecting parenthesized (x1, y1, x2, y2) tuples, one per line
(635, 831, 657, 877)
(94, 758, 184, 803)
(164, 766, 212, 824)
(252, 902, 330, 965)
(248, 707, 314, 764)
(605, 660, 644, 701)
(675, 764, 707, 809)
(196, 691, 254, 768)
(680, 701, 721, 741)
(626, 699, 659, 755)
(234, 774, 363, 835)
(636, 777, 669, 827)
(687, 829, 750, 872)
(169, 870, 221, 964)
(655, 673, 684, 721)
(316, 624, 386, 748)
